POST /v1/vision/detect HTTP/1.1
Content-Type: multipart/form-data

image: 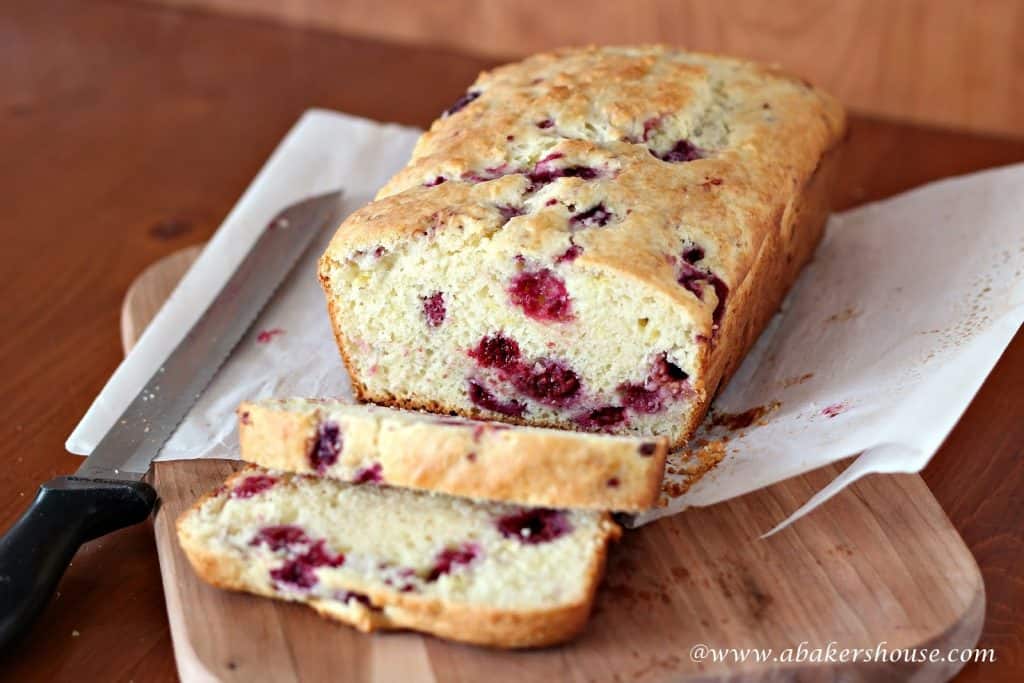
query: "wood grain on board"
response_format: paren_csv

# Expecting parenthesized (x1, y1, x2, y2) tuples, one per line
(0, 0, 1021, 680)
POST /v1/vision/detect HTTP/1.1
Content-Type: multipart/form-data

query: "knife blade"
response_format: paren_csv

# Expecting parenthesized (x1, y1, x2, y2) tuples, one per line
(0, 189, 345, 649)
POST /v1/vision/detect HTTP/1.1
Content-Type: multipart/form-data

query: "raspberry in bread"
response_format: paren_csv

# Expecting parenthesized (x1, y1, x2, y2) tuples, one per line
(177, 467, 620, 648)
(238, 398, 667, 511)
(318, 46, 846, 449)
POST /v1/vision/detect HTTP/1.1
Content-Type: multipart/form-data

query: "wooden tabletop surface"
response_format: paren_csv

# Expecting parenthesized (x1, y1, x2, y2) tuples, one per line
(1, 1, 1021, 680)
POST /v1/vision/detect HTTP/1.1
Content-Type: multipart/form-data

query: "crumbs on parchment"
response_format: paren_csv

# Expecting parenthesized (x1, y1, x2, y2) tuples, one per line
(709, 401, 781, 431)
(659, 439, 728, 504)
(781, 372, 814, 388)
(257, 328, 286, 344)
(821, 402, 848, 418)
(826, 307, 860, 323)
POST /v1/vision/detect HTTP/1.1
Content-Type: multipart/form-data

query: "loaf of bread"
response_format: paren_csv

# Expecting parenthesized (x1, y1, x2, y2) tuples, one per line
(177, 467, 620, 648)
(318, 46, 845, 448)
(237, 398, 667, 510)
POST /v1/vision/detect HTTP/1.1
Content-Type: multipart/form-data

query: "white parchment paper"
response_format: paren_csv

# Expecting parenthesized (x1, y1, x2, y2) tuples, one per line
(67, 110, 1024, 530)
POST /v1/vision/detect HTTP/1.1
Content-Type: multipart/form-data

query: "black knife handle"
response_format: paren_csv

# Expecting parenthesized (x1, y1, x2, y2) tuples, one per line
(0, 476, 157, 649)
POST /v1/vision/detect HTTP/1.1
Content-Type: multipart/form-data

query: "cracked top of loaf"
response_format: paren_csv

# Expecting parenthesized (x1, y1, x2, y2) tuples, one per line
(324, 45, 845, 335)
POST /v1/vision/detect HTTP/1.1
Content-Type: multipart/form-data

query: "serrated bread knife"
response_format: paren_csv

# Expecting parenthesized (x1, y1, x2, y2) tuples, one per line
(0, 190, 345, 648)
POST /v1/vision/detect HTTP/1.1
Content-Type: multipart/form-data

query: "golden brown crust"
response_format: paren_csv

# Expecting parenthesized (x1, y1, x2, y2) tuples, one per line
(176, 470, 621, 649)
(238, 400, 668, 511)
(702, 142, 843, 403)
(319, 276, 372, 402)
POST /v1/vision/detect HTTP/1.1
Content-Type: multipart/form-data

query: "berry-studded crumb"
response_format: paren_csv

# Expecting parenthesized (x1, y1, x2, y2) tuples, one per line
(300, 540, 346, 568)
(655, 139, 703, 163)
(250, 525, 310, 552)
(470, 334, 691, 425)
(461, 164, 510, 184)
(676, 249, 729, 326)
(617, 383, 663, 414)
(511, 359, 581, 406)
(433, 151, 603, 193)
(270, 559, 319, 589)
(350, 245, 387, 261)
(252, 525, 346, 591)
(380, 564, 418, 593)
(497, 509, 572, 544)
(508, 268, 574, 322)
(616, 352, 693, 415)
(337, 590, 377, 609)
(468, 380, 526, 417)
(556, 244, 583, 263)
(270, 540, 346, 590)
(641, 115, 663, 142)
(606, 477, 620, 488)
(421, 291, 447, 328)
(444, 90, 480, 116)
(497, 205, 524, 221)
(649, 353, 692, 397)
(353, 462, 383, 484)
(469, 334, 583, 407)
(310, 421, 342, 473)
(682, 243, 705, 264)
(231, 474, 278, 499)
(469, 334, 522, 372)
(570, 203, 612, 230)
(530, 164, 600, 188)
(638, 442, 658, 456)
(574, 406, 628, 431)
(527, 152, 602, 189)
(427, 542, 481, 581)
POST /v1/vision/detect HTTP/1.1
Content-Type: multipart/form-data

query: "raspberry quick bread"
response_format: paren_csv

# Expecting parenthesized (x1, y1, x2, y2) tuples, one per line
(177, 468, 620, 648)
(318, 46, 846, 448)
(238, 398, 667, 510)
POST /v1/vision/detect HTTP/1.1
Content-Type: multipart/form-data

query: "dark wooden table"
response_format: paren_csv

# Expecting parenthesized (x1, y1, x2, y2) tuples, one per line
(1, 1, 1021, 680)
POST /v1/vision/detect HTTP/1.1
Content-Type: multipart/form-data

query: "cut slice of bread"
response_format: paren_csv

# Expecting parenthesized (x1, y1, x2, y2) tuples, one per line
(238, 398, 668, 511)
(177, 467, 620, 648)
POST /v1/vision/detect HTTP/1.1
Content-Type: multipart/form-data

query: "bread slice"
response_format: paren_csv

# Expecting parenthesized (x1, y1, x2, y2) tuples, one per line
(238, 398, 667, 511)
(177, 467, 620, 648)
(317, 46, 845, 449)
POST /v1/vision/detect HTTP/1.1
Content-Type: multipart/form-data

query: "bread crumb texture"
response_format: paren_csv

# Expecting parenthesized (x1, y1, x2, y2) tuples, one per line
(177, 468, 620, 647)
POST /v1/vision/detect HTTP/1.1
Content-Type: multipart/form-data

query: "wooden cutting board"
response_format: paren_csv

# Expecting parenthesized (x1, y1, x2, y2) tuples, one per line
(128, 249, 984, 682)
